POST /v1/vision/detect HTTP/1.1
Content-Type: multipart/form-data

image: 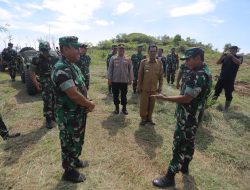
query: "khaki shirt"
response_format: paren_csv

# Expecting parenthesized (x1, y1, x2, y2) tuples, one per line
(137, 59, 163, 92)
(108, 55, 134, 83)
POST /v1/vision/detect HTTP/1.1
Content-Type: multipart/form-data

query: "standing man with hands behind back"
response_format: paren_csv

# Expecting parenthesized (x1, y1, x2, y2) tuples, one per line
(51, 36, 95, 183)
(108, 43, 134, 115)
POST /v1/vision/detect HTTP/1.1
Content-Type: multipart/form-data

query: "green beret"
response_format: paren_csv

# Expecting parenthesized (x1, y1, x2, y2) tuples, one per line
(59, 36, 81, 48)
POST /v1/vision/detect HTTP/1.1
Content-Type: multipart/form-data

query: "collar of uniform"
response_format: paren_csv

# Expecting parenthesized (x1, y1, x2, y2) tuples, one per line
(148, 58, 157, 63)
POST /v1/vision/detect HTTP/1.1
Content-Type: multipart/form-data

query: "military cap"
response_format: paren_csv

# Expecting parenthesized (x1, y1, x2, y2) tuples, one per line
(180, 47, 204, 60)
(59, 36, 81, 48)
(80, 43, 88, 48)
(112, 44, 118, 48)
(229, 45, 239, 50)
(8, 42, 13, 46)
(39, 41, 51, 52)
(171, 47, 176, 50)
(137, 44, 143, 48)
(117, 43, 125, 49)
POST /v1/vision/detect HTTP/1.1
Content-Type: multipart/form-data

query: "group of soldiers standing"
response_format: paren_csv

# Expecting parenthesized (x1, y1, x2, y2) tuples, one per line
(1, 38, 243, 188)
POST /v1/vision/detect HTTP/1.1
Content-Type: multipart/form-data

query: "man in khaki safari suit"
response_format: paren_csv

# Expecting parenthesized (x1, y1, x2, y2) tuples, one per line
(137, 44, 163, 126)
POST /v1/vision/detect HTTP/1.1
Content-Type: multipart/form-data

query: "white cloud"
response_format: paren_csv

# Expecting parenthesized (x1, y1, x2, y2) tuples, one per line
(0, 7, 14, 21)
(94, 19, 114, 26)
(169, 0, 216, 17)
(113, 2, 134, 15)
(42, 0, 102, 22)
(201, 16, 224, 25)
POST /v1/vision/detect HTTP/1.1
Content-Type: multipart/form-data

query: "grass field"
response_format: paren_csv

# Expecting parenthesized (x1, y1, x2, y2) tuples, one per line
(0, 51, 250, 190)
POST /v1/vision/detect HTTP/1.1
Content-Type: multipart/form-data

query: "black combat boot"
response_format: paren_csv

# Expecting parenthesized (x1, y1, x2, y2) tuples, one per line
(114, 105, 119, 114)
(224, 100, 231, 112)
(75, 159, 89, 168)
(0, 120, 20, 140)
(122, 105, 128, 115)
(181, 158, 190, 174)
(62, 168, 86, 183)
(46, 117, 53, 129)
(152, 169, 176, 188)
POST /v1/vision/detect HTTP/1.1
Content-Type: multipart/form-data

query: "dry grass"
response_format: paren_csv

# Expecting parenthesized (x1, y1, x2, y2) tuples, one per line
(0, 59, 250, 190)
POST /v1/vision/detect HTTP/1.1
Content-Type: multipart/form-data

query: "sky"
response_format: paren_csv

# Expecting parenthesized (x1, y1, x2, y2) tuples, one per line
(0, 0, 250, 53)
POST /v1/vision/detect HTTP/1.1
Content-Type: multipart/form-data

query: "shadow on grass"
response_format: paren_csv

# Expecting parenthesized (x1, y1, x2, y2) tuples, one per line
(3, 125, 48, 166)
(10, 80, 41, 104)
(223, 111, 250, 133)
(134, 125, 163, 159)
(101, 113, 131, 136)
(182, 174, 198, 190)
(53, 179, 77, 190)
(195, 126, 214, 152)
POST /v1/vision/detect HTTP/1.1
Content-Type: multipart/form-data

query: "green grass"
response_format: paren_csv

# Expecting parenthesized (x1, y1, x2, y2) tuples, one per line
(0, 51, 250, 190)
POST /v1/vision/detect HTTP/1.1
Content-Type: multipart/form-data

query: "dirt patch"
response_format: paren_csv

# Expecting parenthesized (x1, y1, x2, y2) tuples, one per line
(234, 81, 250, 96)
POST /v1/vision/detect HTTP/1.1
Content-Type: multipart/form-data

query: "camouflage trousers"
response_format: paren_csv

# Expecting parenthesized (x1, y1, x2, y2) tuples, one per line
(58, 111, 87, 170)
(166, 69, 176, 84)
(7, 62, 16, 80)
(133, 78, 138, 93)
(168, 118, 198, 174)
(41, 80, 55, 120)
(0, 114, 8, 139)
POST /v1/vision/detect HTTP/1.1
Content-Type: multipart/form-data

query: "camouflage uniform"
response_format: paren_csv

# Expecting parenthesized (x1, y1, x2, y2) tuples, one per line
(157, 56, 167, 76)
(1, 45, 17, 81)
(131, 52, 145, 93)
(169, 63, 212, 174)
(76, 54, 91, 90)
(166, 52, 179, 84)
(30, 52, 58, 122)
(51, 56, 88, 170)
(179, 62, 191, 91)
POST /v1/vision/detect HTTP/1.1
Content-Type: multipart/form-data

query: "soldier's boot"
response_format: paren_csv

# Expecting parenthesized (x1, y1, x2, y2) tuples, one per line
(75, 159, 89, 168)
(46, 117, 53, 129)
(224, 100, 231, 112)
(114, 105, 119, 114)
(152, 169, 176, 188)
(0, 120, 20, 140)
(181, 158, 190, 174)
(62, 168, 86, 183)
(122, 105, 128, 115)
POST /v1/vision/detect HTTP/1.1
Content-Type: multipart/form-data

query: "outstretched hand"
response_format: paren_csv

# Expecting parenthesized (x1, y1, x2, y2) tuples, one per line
(150, 94, 165, 100)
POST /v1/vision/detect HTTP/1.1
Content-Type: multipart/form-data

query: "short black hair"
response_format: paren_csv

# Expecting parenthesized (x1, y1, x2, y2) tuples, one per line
(148, 44, 158, 52)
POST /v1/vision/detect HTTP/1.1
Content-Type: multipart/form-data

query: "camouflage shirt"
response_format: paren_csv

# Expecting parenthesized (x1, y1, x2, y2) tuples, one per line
(75, 54, 91, 80)
(176, 63, 212, 124)
(1, 47, 17, 63)
(166, 53, 179, 71)
(106, 53, 116, 70)
(51, 57, 88, 125)
(179, 62, 191, 90)
(131, 53, 146, 78)
(30, 53, 59, 82)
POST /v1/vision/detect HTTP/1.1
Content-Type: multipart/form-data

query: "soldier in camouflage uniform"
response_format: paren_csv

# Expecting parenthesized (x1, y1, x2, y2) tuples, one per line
(1, 42, 17, 81)
(156, 48, 167, 77)
(0, 113, 20, 140)
(131, 45, 146, 94)
(176, 61, 190, 90)
(151, 48, 212, 188)
(51, 36, 95, 183)
(166, 47, 179, 84)
(75, 44, 91, 90)
(30, 41, 59, 129)
(106, 45, 117, 94)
